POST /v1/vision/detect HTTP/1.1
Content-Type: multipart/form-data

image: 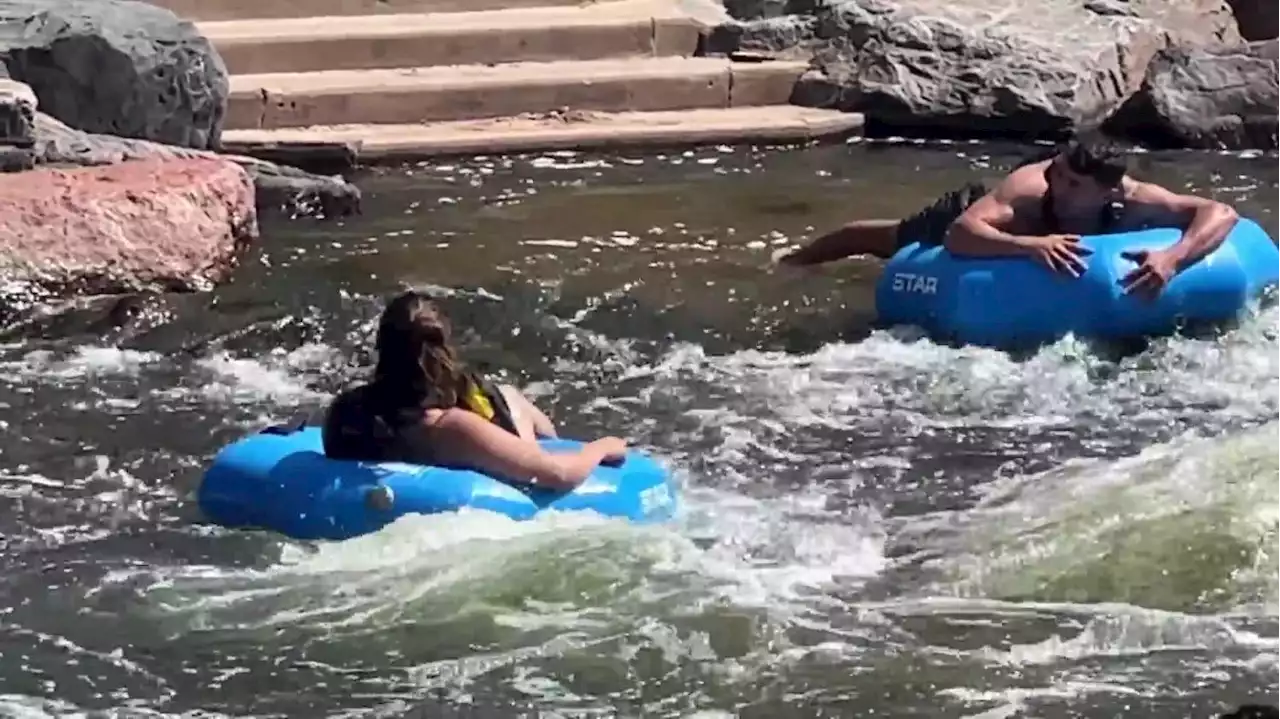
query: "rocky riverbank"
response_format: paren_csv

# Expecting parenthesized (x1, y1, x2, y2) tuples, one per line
(0, 0, 360, 320)
(709, 0, 1277, 150)
(0, 157, 256, 305)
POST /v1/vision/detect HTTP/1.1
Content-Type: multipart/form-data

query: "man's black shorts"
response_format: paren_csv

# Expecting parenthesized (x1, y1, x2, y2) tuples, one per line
(893, 181, 991, 251)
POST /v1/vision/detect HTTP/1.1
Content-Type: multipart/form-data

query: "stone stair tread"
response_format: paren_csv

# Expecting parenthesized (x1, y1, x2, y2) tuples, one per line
(150, 0, 604, 22)
(227, 57, 814, 129)
(230, 57, 806, 94)
(219, 106, 865, 160)
(199, 0, 688, 41)
(203, 0, 704, 75)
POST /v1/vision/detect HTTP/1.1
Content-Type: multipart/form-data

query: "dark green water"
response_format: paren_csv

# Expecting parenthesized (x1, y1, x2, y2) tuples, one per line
(0, 140, 1275, 718)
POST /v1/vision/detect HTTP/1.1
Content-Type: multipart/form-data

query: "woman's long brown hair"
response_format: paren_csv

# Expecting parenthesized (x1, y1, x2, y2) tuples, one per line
(369, 290, 469, 421)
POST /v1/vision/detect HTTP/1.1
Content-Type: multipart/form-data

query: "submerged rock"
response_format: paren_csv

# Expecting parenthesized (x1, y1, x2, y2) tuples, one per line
(0, 0, 227, 149)
(234, 155, 362, 219)
(1106, 39, 1279, 150)
(0, 157, 257, 315)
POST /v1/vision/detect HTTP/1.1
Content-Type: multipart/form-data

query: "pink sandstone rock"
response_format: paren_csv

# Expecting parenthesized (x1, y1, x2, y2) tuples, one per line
(0, 158, 258, 308)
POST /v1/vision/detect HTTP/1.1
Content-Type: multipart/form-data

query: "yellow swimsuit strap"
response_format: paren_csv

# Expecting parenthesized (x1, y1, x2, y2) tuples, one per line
(460, 376, 496, 421)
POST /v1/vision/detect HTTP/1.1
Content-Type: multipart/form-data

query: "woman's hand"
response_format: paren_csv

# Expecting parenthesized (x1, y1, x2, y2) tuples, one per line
(430, 412, 627, 489)
(591, 436, 628, 467)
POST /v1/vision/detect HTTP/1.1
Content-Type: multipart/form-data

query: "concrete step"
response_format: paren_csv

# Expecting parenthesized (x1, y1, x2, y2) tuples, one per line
(220, 106, 866, 162)
(227, 57, 812, 130)
(201, 2, 701, 75)
(150, 0, 601, 22)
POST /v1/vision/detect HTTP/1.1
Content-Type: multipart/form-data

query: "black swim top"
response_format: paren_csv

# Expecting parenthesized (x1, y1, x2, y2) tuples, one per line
(1016, 147, 1123, 234)
(1041, 194, 1123, 235)
(321, 374, 520, 464)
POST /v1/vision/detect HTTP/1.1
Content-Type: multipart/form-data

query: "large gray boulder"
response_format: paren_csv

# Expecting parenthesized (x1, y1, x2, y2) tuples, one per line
(714, 0, 1243, 140)
(1105, 39, 1278, 150)
(0, 0, 227, 149)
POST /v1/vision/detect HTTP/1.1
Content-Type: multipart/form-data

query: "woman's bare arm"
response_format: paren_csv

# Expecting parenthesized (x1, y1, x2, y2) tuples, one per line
(427, 409, 618, 490)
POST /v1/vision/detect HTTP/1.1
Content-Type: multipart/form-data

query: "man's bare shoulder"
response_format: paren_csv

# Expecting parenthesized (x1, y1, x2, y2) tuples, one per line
(1121, 177, 1180, 202)
(1117, 176, 1217, 229)
(993, 160, 1050, 200)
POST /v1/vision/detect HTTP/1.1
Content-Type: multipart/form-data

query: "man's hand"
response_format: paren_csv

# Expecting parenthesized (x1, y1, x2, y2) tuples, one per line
(1120, 248, 1180, 299)
(1025, 234, 1092, 277)
(769, 245, 821, 275)
(771, 245, 801, 265)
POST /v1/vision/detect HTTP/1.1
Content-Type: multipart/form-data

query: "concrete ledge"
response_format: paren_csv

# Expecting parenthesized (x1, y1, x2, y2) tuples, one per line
(201, 3, 703, 74)
(226, 58, 811, 130)
(148, 0, 603, 21)
(219, 106, 866, 164)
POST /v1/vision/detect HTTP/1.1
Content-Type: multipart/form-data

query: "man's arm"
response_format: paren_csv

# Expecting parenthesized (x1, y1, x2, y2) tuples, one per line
(943, 171, 1091, 276)
(775, 219, 901, 265)
(943, 190, 1034, 257)
(1125, 181, 1239, 265)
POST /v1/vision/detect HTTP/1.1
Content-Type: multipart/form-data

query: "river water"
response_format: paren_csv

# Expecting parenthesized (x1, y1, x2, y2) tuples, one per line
(0, 141, 1275, 719)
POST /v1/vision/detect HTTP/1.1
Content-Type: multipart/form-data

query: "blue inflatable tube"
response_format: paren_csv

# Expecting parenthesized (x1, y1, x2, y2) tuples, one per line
(197, 425, 679, 541)
(875, 217, 1279, 350)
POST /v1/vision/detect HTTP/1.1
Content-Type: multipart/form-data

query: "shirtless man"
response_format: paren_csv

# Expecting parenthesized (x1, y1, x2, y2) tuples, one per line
(774, 135, 1240, 298)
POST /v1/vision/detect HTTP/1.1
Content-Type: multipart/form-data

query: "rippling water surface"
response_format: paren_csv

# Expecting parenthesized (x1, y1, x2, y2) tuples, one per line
(0, 141, 1275, 719)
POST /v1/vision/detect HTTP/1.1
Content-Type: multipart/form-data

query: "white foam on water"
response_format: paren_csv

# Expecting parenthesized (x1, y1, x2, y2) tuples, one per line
(17, 285, 1272, 717)
(186, 343, 338, 406)
(617, 302, 1278, 440)
(136, 487, 887, 637)
(865, 420, 1279, 713)
(0, 694, 234, 719)
(906, 422, 1280, 613)
(987, 611, 1273, 666)
(0, 346, 161, 382)
(942, 681, 1142, 719)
